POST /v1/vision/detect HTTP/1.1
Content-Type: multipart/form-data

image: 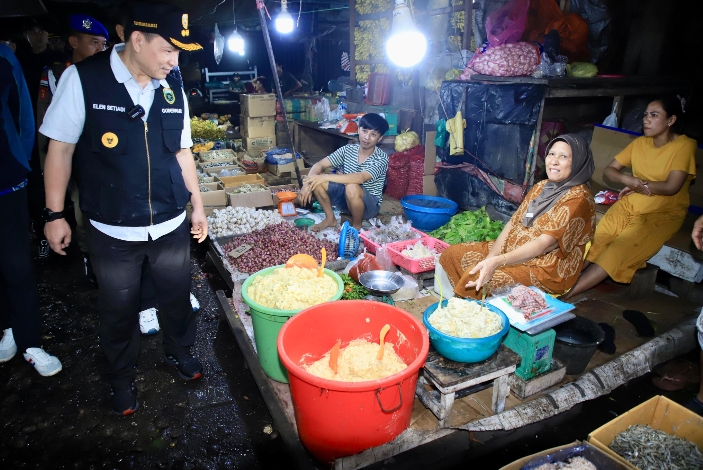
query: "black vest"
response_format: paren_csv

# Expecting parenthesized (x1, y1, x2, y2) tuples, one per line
(74, 52, 190, 227)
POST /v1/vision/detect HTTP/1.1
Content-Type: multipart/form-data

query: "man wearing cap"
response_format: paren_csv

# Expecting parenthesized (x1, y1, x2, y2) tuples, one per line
(40, 2, 206, 416)
(36, 14, 108, 279)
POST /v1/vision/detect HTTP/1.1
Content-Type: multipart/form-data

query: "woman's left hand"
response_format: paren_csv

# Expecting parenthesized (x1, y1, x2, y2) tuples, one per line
(465, 256, 502, 292)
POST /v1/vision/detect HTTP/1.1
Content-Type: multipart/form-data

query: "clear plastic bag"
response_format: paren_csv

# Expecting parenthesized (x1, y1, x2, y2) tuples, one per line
(485, 0, 530, 46)
(391, 275, 419, 302)
(376, 245, 395, 271)
(362, 216, 422, 245)
(213, 24, 224, 65)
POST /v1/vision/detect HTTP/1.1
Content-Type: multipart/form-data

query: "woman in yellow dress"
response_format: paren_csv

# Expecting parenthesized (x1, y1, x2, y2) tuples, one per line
(439, 134, 596, 299)
(564, 97, 697, 299)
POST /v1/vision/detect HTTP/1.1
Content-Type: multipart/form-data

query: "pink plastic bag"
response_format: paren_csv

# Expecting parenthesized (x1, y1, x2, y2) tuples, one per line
(485, 0, 530, 46)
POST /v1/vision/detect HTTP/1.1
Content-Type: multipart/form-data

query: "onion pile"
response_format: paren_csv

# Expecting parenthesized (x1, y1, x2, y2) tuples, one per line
(207, 207, 284, 238)
(222, 223, 338, 274)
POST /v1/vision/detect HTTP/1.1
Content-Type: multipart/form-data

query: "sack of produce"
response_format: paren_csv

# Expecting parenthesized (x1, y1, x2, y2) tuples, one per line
(394, 130, 420, 153)
(465, 42, 540, 77)
(385, 145, 424, 200)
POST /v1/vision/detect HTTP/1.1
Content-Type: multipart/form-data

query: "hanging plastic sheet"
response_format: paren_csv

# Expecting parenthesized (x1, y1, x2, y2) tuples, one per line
(438, 80, 546, 184)
(569, 0, 612, 63)
(213, 24, 224, 65)
(434, 169, 519, 218)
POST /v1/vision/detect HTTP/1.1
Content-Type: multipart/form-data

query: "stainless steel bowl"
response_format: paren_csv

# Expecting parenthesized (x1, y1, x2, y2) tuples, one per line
(359, 271, 404, 296)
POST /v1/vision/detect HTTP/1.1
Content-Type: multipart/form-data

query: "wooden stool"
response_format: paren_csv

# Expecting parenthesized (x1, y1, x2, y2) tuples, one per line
(627, 263, 658, 299)
(415, 345, 521, 426)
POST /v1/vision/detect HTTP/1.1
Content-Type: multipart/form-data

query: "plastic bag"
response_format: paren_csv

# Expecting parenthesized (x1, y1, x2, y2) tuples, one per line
(435, 119, 448, 147)
(531, 53, 567, 78)
(347, 253, 382, 282)
(376, 245, 394, 271)
(213, 24, 224, 65)
(547, 13, 589, 62)
(485, 0, 530, 46)
(391, 275, 419, 302)
(566, 62, 597, 78)
(446, 111, 466, 156)
(522, 0, 563, 43)
(394, 130, 420, 152)
(602, 101, 618, 127)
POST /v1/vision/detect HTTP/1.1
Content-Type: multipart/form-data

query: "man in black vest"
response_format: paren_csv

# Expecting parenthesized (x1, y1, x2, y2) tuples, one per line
(40, 2, 207, 416)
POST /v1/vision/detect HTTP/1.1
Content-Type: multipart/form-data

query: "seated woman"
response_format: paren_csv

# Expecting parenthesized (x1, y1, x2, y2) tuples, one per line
(563, 97, 697, 299)
(439, 134, 596, 299)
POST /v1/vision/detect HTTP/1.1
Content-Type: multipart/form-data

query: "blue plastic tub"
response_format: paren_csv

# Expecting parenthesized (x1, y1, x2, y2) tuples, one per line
(401, 195, 458, 232)
(423, 299, 510, 363)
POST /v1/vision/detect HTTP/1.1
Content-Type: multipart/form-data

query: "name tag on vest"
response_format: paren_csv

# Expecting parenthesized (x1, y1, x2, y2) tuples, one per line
(92, 104, 126, 112)
(162, 108, 183, 114)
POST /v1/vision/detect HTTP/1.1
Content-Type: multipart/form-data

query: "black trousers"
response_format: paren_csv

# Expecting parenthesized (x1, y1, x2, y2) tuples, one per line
(0, 187, 41, 352)
(87, 219, 196, 383)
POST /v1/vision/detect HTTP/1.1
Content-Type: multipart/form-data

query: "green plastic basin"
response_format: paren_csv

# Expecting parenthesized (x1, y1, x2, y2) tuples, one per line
(241, 265, 344, 383)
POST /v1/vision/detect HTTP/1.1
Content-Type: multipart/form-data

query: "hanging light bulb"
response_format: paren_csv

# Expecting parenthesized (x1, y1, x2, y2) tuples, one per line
(228, 29, 244, 55)
(228, 1, 245, 55)
(386, 0, 426, 67)
(275, 0, 295, 34)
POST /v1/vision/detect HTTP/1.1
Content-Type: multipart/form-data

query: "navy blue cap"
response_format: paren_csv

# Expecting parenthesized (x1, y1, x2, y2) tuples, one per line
(69, 14, 109, 39)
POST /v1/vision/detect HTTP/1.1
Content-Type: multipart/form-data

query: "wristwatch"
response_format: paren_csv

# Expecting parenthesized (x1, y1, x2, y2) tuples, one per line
(42, 208, 65, 222)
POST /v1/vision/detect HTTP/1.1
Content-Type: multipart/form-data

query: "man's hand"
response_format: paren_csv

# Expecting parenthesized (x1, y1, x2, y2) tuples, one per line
(190, 209, 209, 243)
(297, 185, 313, 206)
(305, 174, 328, 192)
(692, 215, 703, 251)
(44, 219, 72, 255)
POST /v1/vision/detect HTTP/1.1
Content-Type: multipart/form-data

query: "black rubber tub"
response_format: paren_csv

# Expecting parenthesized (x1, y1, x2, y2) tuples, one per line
(553, 316, 605, 375)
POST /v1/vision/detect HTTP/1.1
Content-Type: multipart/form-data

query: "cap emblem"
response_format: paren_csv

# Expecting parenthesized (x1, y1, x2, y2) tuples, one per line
(182, 14, 189, 30)
(83, 19, 92, 30)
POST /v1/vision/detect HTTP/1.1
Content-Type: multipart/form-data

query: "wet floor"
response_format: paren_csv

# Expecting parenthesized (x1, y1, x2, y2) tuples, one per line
(2, 238, 701, 469)
(0, 240, 289, 469)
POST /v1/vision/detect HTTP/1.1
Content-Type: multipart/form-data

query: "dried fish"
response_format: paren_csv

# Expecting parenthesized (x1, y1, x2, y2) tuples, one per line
(609, 424, 703, 470)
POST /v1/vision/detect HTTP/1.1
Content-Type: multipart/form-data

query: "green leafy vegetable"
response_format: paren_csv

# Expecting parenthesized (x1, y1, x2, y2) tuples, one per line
(429, 207, 505, 245)
(340, 274, 370, 300)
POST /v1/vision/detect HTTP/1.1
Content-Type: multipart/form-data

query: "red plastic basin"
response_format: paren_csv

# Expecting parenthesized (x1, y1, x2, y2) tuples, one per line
(277, 300, 429, 464)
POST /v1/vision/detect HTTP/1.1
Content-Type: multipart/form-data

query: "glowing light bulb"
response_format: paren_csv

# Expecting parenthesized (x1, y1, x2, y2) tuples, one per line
(275, 1, 294, 34)
(386, 0, 426, 67)
(227, 30, 244, 55)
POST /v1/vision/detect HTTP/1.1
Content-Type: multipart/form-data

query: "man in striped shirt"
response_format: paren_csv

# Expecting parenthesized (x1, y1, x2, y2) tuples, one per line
(297, 113, 389, 231)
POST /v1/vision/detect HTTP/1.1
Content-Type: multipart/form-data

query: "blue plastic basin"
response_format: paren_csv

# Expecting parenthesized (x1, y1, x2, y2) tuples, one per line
(400, 195, 458, 232)
(423, 299, 510, 363)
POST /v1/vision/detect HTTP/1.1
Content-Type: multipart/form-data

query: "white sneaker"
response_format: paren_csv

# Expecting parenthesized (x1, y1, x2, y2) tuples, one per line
(0, 328, 17, 363)
(23, 348, 62, 376)
(139, 308, 160, 335)
(190, 293, 200, 312)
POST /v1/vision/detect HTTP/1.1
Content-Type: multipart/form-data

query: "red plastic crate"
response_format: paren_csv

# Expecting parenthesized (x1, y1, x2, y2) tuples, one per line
(360, 228, 427, 254)
(386, 237, 450, 274)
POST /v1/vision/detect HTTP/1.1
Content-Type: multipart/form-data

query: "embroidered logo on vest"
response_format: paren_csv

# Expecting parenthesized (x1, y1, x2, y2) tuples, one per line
(163, 88, 176, 105)
(101, 132, 118, 148)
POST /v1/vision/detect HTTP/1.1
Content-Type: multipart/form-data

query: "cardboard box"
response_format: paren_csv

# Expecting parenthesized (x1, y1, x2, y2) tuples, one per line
(588, 395, 703, 469)
(268, 160, 305, 176)
(198, 182, 227, 206)
(217, 173, 265, 188)
(227, 183, 273, 208)
(240, 93, 276, 117)
(500, 441, 628, 470)
(423, 175, 437, 196)
(199, 149, 237, 162)
(424, 132, 437, 175)
(243, 136, 276, 153)
(240, 115, 276, 138)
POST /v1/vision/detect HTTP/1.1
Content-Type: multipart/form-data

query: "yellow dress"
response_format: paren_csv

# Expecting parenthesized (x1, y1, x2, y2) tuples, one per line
(586, 135, 698, 282)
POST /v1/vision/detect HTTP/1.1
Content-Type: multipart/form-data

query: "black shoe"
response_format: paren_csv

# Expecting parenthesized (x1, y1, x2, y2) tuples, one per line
(82, 253, 98, 285)
(165, 349, 203, 381)
(38, 240, 50, 259)
(109, 381, 139, 416)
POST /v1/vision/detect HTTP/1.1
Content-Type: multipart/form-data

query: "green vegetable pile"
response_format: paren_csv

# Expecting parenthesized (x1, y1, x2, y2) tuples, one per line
(340, 274, 370, 300)
(429, 207, 505, 245)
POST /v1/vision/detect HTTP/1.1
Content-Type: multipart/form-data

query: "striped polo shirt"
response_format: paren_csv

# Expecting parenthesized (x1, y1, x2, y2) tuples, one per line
(327, 144, 388, 204)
